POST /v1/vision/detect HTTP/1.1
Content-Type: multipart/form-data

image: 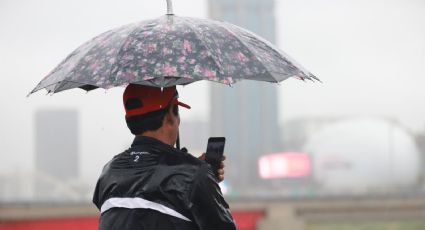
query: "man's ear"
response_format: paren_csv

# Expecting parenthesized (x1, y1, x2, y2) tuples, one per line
(164, 107, 175, 126)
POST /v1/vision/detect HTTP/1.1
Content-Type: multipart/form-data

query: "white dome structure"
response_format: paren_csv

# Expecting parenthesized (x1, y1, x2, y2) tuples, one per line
(304, 117, 421, 193)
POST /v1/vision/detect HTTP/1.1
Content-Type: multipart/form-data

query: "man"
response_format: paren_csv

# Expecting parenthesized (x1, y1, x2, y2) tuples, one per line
(93, 84, 236, 230)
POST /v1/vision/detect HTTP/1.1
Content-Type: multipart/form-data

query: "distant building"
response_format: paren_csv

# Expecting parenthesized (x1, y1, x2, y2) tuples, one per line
(208, 0, 281, 193)
(304, 117, 422, 194)
(34, 109, 79, 200)
(281, 117, 340, 151)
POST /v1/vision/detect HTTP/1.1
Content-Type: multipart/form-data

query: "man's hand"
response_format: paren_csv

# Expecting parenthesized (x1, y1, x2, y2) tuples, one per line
(199, 153, 226, 182)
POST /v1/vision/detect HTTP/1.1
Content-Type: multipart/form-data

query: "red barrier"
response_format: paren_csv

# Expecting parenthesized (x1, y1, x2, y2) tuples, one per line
(0, 210, 264, 230)
(0, 217, 98, 230)
(232, 211, 265, 230)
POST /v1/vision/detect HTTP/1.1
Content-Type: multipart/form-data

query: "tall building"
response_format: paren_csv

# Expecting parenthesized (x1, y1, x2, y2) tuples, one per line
(208, 0, 281, 193)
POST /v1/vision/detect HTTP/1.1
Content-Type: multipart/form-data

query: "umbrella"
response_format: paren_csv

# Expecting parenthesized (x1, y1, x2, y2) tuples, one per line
(29, 0, 318, 95)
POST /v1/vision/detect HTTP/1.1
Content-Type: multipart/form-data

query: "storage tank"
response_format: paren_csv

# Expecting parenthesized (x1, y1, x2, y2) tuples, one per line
(304, 117, 421, 193)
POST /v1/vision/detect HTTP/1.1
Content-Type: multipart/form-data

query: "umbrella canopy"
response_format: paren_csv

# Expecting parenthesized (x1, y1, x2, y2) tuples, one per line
(29, 1, 318, 95)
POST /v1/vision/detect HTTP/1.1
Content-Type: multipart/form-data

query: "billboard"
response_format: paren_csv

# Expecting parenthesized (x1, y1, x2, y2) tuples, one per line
(259, 152, 311, 179)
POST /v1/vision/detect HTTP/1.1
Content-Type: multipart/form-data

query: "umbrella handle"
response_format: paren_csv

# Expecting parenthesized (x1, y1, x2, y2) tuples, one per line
(166, 0, 173, 15)
(176, 133, 188, 153)
(176, 131, 180, 150)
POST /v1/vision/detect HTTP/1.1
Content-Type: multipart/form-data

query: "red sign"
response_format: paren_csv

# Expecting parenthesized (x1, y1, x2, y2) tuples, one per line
(259, 152, 311, 179)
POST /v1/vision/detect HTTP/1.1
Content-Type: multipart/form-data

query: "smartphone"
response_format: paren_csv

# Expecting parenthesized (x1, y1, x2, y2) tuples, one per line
(205, 137, 226, 176)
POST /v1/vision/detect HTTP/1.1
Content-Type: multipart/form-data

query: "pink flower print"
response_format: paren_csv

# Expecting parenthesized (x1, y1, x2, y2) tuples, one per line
(236, 52, 248, 62)
(163, 63, 177, 76)
(96, 76, 106, 85)
(106, 48, 116, 56)
(162, 47, 172, 55)
(147, 44, 157, 53)
(183, 40, 192, 53)
(84, 55, 93, 62)
(163, 24, 172, 32)
(143, 75, 154, 80)
(141, 43, 157, 56)
(104, 84, 114, 89)
(89, 63, 98, 71)
(142, 30, 153, 36)
(138, 60, 147, 68)
(108, 58, 116, 64)
(200, 50, 208, 59)
(182, 74, 192, 79)
(177, 56, 186, 63)
(221, 77, 234, 85)
(123, 40, 132, 50)
(203, 68, 216, 80)
(157, 32, 166, 40)
(120, 71, 136, 81)
(189, 59, 196, 64)
(123, 54, 134, 61)
(193, 65, 202, 75)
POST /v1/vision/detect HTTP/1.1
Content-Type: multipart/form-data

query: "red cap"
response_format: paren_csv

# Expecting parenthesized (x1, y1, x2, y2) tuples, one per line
(123, 84, 190, 118)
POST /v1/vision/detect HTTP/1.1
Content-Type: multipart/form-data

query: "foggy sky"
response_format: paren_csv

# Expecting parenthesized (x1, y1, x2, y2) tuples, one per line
(0, 0, 424, 184)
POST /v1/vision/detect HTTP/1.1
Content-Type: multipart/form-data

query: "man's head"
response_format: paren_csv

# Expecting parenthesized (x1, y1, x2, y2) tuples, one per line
(123, 84, 190, 144)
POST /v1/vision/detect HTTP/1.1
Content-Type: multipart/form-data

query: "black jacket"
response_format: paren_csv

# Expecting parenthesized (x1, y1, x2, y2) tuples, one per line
(93, 136, 236, 230)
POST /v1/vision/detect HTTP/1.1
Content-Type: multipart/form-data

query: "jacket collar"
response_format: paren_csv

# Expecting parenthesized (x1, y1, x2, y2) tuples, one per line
(131, 135, 188, 156)
(131, 135, 168, 147)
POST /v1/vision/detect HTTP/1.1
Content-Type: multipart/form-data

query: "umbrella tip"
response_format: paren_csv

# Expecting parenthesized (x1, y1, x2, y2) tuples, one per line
(310, 74, 322, 83)
(26, 89, 35, 97)
(166, 0, 174, 15)
(27, 87, 38, 97)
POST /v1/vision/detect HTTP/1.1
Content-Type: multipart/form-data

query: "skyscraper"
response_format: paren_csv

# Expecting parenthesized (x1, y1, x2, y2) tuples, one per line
(208, 0, 281, 194)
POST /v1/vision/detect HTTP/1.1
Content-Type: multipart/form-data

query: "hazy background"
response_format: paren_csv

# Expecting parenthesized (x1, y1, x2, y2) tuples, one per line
(1, 0, 425, 202)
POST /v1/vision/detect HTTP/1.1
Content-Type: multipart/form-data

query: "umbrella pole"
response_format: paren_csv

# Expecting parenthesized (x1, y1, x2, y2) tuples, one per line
(166, 0, 173, 15)
(176, 131, 180, 150)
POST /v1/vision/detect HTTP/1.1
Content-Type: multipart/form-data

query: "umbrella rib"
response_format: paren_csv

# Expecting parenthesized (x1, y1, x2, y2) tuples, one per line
(30, 15, 320, 96)
(218, 23, 280, 83)
(107, 21, 149, 85)
(181, 18, 224, 78)
(229, 24, 319, 82)
(29, 36, 103, 95)
(29, 80, 73, 95)
(29, 82, 46, 95)
(52, 80, 96, 93)
(28, 81, 56, 95)
(62, 29, 125, 89)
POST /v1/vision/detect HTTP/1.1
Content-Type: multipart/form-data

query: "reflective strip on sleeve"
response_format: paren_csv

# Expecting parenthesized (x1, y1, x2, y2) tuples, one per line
(100, 197, 192, 222)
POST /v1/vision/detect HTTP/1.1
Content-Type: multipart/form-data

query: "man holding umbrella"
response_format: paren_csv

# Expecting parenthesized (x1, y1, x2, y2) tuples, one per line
(92, 84, 236, 230)
(29, 2, 318, 229)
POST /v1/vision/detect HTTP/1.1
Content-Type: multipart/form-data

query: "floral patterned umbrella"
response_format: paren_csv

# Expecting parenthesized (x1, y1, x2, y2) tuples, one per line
(29, 0, 318, 95)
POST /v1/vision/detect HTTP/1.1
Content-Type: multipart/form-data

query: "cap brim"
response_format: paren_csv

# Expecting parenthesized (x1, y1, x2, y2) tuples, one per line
(177, 101, 191, 109)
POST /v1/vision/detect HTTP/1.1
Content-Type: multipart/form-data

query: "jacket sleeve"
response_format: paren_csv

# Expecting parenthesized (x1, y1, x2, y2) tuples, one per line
(189, 163, 236, 230)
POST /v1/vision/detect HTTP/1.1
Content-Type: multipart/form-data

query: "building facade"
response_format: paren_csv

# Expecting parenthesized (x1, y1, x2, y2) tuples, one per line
(208, 0, 281, 194)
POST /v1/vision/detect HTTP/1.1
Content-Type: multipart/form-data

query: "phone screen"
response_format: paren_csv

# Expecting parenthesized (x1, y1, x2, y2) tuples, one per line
(205, 137, 225, 164)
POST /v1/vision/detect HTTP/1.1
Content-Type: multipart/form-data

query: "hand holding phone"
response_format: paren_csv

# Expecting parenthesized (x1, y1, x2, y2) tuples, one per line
(205, 137, 225, 178)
